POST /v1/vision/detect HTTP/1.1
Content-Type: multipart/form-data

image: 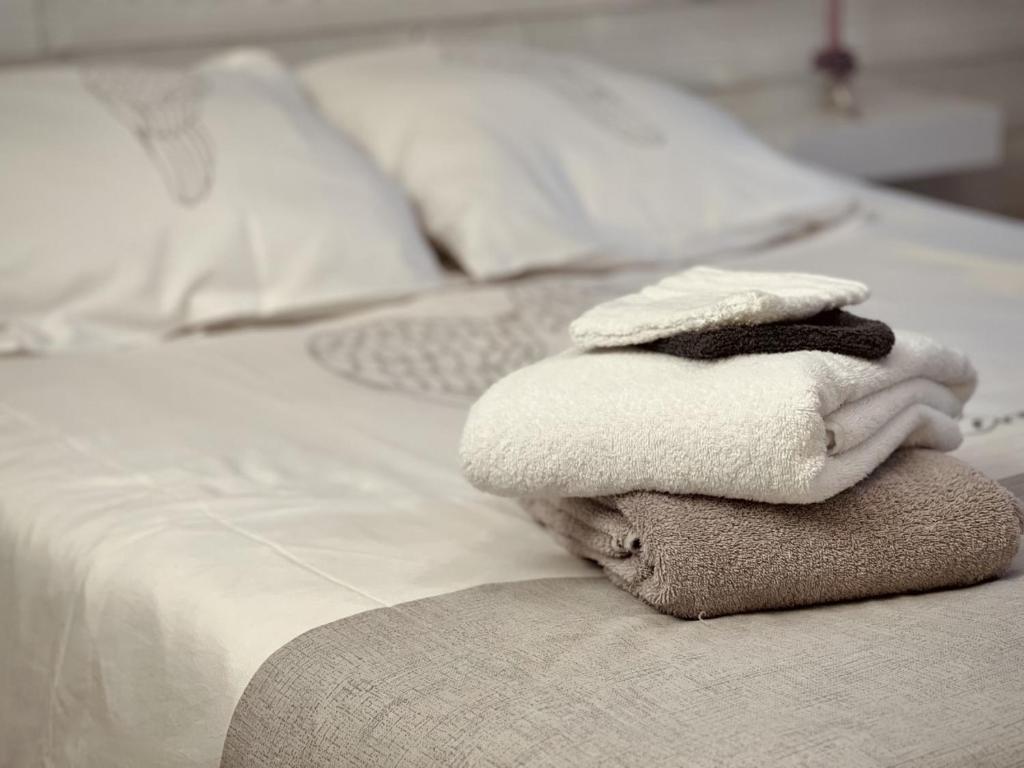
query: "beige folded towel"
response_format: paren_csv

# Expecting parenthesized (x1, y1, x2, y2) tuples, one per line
(523, 450, 1022, 619)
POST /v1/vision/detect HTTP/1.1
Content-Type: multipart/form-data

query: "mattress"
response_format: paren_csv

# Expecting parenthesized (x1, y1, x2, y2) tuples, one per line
(1, 187, 1023, 768)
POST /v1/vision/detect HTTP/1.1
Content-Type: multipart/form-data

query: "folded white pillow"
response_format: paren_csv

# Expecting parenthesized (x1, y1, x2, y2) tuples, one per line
(0, 49, 443, 353)
(460, 332, 976, 504)
(301, 42, 855, 280)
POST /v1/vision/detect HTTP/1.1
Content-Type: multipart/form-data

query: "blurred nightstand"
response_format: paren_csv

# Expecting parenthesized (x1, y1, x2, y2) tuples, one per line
(713, 79, 1005, 182)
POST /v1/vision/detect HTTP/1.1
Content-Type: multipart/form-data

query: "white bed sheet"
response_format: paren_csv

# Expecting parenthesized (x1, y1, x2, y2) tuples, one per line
(1, 187, 1023, 768)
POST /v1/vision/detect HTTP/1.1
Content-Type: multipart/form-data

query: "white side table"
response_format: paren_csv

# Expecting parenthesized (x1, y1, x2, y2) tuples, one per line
(713, 79, 1004, 182)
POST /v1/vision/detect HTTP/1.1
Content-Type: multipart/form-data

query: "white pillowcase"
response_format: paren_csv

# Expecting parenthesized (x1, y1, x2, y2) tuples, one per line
(300, 42, 855, 280)
(0, 49, 443, 353)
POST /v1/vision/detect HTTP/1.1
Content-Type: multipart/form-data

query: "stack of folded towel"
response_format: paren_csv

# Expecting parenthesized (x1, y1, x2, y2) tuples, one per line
(461, 267, 1022, 618)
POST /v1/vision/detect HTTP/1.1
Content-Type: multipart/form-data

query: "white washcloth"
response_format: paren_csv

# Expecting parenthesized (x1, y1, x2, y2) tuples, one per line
(460, 332, 976, 504)
(570, 266, 869, 349)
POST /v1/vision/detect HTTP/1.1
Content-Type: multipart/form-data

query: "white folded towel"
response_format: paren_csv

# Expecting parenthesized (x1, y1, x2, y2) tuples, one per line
(570, 266, 869, 349)
(460, 331, 976, 504)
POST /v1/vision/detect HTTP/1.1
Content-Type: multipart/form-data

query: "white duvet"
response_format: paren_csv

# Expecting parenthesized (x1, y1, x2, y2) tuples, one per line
(2, 188, 1024, 768)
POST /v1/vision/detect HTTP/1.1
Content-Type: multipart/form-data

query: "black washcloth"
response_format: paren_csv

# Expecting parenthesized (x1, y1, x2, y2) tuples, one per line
(642, 308, 895, 360)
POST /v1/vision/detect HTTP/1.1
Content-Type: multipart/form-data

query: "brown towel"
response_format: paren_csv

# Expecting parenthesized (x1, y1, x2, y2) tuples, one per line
(641, 308, 895, 360)
(523, 450, 1022, 619)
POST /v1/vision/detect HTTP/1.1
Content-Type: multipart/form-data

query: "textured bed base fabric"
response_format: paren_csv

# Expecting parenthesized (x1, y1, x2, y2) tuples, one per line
(642, 308, 895, 360)
(222, 572, 1024, 768)
(523, 450, 1022, 619)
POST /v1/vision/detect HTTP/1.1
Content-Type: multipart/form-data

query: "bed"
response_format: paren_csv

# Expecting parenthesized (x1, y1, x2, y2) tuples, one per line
(1, 184, 1022, 767)
(3, 4, 1024, 767)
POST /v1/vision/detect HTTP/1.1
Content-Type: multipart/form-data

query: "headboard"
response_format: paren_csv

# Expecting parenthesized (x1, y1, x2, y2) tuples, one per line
(3, 0, 664, 63)
(4, 0, 1024, 92)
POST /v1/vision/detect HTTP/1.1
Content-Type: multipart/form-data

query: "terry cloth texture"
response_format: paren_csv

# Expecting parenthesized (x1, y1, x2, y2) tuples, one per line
(570, 265, 869, 349)
(523, 450, 1024, 619)
(643, 308, 895, 360)
(460, 331, 976, 504)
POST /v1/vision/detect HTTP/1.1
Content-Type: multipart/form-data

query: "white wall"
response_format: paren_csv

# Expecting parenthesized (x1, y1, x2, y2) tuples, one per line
(3, 0, 1023, 87)
(3, 0, 1023, 156)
